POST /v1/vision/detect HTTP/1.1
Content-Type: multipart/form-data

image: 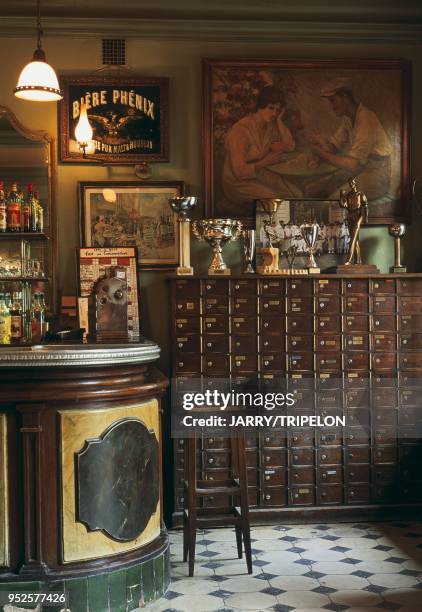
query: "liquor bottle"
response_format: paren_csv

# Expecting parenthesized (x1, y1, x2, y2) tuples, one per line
(30, 187, 38, 232)
(38, 292, 46, 337)
(22, 184, 33, 232)
(31, 292, 43, 342)
(10, 291, 23, 343)
(0, 294, 11, 344)
(34, 191, 44, 232)
(6, 182, 21, 232)
(0, 182, 6, 232)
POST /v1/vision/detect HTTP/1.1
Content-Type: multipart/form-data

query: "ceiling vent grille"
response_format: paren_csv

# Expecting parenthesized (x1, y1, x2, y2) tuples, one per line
(102, 39, 126, 65)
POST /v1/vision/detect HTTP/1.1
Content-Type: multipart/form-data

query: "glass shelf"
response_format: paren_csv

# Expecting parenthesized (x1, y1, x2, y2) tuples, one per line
(0, 232, 49, 240)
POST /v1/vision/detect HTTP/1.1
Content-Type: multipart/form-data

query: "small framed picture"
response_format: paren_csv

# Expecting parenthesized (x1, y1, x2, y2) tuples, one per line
(255, 198, 348, 271)
(79, 181, 184, 269)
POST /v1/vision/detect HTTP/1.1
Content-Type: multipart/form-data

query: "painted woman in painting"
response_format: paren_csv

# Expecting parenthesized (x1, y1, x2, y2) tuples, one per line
(222, 86, 301, 217)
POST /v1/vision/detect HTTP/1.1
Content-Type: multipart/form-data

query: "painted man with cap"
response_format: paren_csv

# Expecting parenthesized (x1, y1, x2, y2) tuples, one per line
(310, 78, 392, 202)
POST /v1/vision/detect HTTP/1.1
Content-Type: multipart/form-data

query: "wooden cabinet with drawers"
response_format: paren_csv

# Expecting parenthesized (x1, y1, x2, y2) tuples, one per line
(170, 274, 422, 522)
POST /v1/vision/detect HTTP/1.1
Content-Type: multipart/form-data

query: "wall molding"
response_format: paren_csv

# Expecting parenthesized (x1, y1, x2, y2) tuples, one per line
(1, 17, 422, 43)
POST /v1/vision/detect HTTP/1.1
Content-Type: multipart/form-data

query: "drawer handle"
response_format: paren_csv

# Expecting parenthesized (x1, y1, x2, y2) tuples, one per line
(235, 284, 240, 290)
(322, 473, 327, 479)
(235, 303, 240, 309)
(321, 360, 325, 365)
(320, 340, 325, 346)
(320, 321, 325, 327)
(350, 472, 355, 477)
(177, 304, 183, 309)
(207, 304, 212, 309)
(265, 437, 270, 443)
(177, 323, 183, 328)
(321, 454, 327, 460)
(348, 340, 352, 345)
(264, 341, 269, 347)
(207, 361, 213, 367)
(293, 455, 298, 461)
(292, 340, 297, 346)
(374, 283, 379, 289)
(235, 323, 240, 328)
(179, 440, 184, 446)
(207, 323, 212, 328)
(292, 284, 296, 289)
(348, 359, 352, 364)
(265, 456, 271, 462)
(294, 493, 299, 498)
(375, 320, 380, 326)
(264, 303, 269, 309)
(178, 362, 184, 367)
(178, 343, 183, 348)
(320, 303, 325, 308)
(321, 492, 327, 497)
(403, 339, 408, 345)
(350, 491, 355, 496)
(292, 360, 297, 365)
(207, 342, 212, 348)
(263, 284, 268, 289)
(265, 475, 270, 481)
(376, 415, 381, 420)
(349, 434, 354, 440)
(264, 322, 269, 328)
(376, 358, 380, 363)
(208, 458, 214, 464)
(349, 453, 354, 458)
(293, 436, 298, 442)
(377, 451, 382, 457)
(347, 321, 352, 326)
(403, 358, 408, 363)
(293, 473, 299, 479)
(208, 496, 214, 501)
(206, 284, 211, 289)
(265, 494, 271, 500)
(321, 435, 326, 441)
(236, 361, 241, 367)
(376, 339, 380, 344)
(347, 283, 352, 288)
(180, 458, 184, 464)
(236, 341, 241, 347)
(264, 360, 269, 366)
(347, 302, 352, 307)
(292, 322, 297, 327)
(209, 438, 214, 444)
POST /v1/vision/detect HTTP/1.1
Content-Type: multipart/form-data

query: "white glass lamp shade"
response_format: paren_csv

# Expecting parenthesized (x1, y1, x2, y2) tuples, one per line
(74, 103, 94, 146)
(14, 49, 62, 101)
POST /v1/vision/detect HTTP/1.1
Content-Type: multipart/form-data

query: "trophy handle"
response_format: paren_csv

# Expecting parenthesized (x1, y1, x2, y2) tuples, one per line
(230, 220, 243, 241)
(191, 220, 203, 241)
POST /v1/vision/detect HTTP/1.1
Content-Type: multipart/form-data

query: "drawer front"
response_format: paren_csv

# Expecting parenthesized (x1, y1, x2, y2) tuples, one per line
(246, 450, 258, 468)
(262, 487, 287, 507)
(373, 465, 398, 484)
(317, 295, 340, 314)
(345, 427, 370, 445)
(399, 407, 422, 426)
(233, 296, 257, 315)
(373, 353, 396, 370)
(261, 354, 285, 372)
(204, 334, 228, 352)
(203, 316, 229, 333)
(289, 486, 315, 505)
(288, 352, 314, 371)
(232, 354, 258, 373)
(344, 295, 369, 313)
(344, 315, 369, 332)
(261, 430, 287, 448)
(373, 295, 396, 313)
(204, 296, 229, 314)
(346, 446, 370, 464)
(373, 389, 397, 407)
(232, 316, 256, 333)
(290, 466, 315, 484)
(374, 408, 397, 427)
(203, 437, 230, 450)
(176, 298, 200, 315)
(317, 335, 341, 352)
(260, 297, 284, 314)
(260, 279, 284, 295)
(290, 448, 314, 465)
(400, 353, 422, 369)
(345, 352, 369, 370)
(175, 279, 200, 296)
(347, 465, 370, 483)
(287, 335, 313, 351)
(203, 279, 229, 295)
(319, 466, 343, 484)
(175, 334, 201, 353)
(203, 451, 230, 469)
(345, 372, 370, 388)
(373, 334, 396, 352)
(262, 449, 287, 466)
(399, 315, 422, 332)
(232, 279, 257, 295)
(202, 493, 231, 508)
(287, 315, 314, 333)
(287, 297, 313, 314)
(260, 315, 284, 333)
(287, 279, 312, 296)
(344, 334, 369, 351)
(261, 333, 284, 352)
(317, 279, 341, 294)
(373, 315, 396, 332)
(345, 388, 369, 407)
(290, 429, 314, 447)
(317, 316, 340, 333)
(262, 468, 287, 486)
(344, 279, 369, 294)
(176, 317, 200, 333)
(318, 447, 342, 465)
(318, 430, 343, 446)
(372, 484, 398, 503)
(400, 390, 422, 407)
(372, 279, 396, 294)
(319, 485, 343, 505)
(401, 334, 422, 350)
(397, 278, 422, 296)
(317, 353, 341, 371)
(347, 408, 370, 427)
(316, 389, 342, 408)
(374, 427, 397, 445)
(232, 335, 257, 353)
(203, 354, 230, 375)
(374, 445, 397, 464)
(175, 354, 202, 374)
(347, 484, 370, 504)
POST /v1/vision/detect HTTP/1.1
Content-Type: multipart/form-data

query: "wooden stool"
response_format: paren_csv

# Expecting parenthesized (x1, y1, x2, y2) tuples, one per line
(182, 434, 252, 577)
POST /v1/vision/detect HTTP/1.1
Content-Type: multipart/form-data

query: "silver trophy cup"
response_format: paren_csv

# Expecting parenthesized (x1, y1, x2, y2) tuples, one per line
(241, 229, 256, 274)
(300, 223, 320, 272)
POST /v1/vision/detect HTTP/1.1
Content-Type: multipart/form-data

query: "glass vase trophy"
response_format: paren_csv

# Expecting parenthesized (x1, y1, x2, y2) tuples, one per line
(300, 223, 320, 274)
(388, 223, 406, 273)
(192, 218, 242, 275)
(168, 196, 197, 275)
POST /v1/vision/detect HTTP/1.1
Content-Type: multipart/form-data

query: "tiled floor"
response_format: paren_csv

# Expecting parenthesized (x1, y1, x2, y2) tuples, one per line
(145, 521, 422, 611)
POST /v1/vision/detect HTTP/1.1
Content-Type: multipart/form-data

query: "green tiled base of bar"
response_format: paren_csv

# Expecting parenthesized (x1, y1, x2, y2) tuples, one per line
(0, 545, 170, 612)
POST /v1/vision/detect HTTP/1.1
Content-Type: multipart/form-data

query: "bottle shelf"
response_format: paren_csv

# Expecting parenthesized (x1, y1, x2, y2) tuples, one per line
(0, 232, 49, 240)
(0, 276, 50, 282)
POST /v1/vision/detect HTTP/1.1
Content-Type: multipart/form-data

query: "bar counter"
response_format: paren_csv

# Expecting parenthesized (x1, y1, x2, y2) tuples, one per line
(0, 340, 169, 611)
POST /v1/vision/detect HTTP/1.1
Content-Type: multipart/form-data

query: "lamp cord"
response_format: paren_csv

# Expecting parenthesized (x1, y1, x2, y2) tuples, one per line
(36, 0, 43, 50)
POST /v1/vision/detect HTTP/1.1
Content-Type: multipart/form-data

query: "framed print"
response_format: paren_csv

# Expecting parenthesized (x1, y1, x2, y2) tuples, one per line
(203, 58, 411, 225)
(60, 75, 169, 164)
(78, 246, 140, 339)
(79, 181, 184, 269)
(255, 198, 347, 272)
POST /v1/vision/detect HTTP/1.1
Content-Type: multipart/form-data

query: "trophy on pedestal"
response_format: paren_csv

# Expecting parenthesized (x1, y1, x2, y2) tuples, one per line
(168, 196, 197, 275)
(241, 230, 256, 274)
(256, 198, 284, 274)
(388, 223, 406, 273)
(300, 223, 320, 274)
(192, 218, 242, 275)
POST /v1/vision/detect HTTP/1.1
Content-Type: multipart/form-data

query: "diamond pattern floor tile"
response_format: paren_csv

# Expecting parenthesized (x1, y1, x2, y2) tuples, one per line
(145, 521, 422, 611)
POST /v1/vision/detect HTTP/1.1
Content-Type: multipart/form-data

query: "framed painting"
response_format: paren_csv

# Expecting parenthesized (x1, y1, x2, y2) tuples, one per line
(255, 198, 348, 272)
(79, 181, 184, 269)
(59, 75, 169, 164)
(203, 58, 411, 225)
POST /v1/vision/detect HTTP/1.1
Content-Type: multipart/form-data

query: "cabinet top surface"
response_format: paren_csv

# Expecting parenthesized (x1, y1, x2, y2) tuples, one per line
(169, 273, 422, 280)
(0, 338, 160, 368)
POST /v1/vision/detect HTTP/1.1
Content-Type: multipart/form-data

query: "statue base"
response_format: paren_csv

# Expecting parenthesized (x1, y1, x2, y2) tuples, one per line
(208, 267, 231, 275)
(176, 266, 194, 275)
(308, 267, 320, 275)
(336, 264, 380, 274)
(257, 247, 279, 274)
(257, 267, 308, 275)
(390, 265, 407, 273)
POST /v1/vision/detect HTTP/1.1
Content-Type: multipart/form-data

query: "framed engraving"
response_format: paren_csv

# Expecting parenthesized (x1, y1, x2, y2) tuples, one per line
(59, 75, 169, 164)
(203, 58, 411, 225)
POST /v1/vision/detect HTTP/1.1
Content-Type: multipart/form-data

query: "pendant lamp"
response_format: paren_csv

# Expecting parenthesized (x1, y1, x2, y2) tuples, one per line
(14, 0, 62, 102)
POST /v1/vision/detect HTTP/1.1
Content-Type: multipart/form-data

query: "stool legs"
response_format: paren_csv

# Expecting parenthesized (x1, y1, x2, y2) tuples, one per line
(232, 435, 253, 574)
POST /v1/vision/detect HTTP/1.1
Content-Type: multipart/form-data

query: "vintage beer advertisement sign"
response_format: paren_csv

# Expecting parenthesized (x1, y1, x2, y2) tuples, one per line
(59, 76, 169, 163)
